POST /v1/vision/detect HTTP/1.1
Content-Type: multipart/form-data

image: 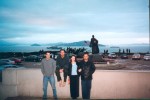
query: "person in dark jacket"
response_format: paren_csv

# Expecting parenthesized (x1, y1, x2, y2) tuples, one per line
(68, 55, 81, 99)
(56, 49, 69, 87)
(79, 52, 96, 99)
(90, 35, 99, 54)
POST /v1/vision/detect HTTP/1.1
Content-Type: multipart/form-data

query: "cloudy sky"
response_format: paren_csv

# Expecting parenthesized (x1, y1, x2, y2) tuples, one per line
(0, 0, 149, 45)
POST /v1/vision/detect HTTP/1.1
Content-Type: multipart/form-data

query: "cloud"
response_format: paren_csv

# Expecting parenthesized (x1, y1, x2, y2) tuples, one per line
(2, 31, 149, 45)
(2, 32, 90, 44)
(25, 17, 68, 28)
(0, 0, 149, 45)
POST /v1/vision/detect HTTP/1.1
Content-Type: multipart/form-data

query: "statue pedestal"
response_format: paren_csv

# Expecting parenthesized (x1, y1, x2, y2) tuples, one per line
(89, 54, 105, 62)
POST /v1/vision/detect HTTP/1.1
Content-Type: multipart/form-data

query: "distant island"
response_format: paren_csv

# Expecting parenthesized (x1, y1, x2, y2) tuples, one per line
(55, 41, 106, 47)
(0, 40, 106, 47)
(30, 41, 106, 47)
(1, 40, 148, 47)
(31, 44, 41, 46)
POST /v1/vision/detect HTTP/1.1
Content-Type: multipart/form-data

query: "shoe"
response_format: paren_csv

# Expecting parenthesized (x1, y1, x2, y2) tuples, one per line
(42, 95, 47, 99)
(72, 97, 77, 99)
(53, 96, 58, 100)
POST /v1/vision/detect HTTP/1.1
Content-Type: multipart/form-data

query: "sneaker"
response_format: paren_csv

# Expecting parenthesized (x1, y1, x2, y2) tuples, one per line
(53, 96, 58, 100)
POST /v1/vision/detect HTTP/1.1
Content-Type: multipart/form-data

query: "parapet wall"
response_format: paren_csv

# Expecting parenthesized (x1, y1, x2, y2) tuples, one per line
(0, 68, 150, 100)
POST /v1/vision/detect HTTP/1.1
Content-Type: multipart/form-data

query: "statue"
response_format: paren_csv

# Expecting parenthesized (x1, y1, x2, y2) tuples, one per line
(90, 35, 99, 54)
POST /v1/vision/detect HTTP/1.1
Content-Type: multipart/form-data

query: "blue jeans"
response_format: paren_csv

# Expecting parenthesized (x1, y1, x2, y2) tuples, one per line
(81, 80, 92, 99)
(43, 76, 57, 98)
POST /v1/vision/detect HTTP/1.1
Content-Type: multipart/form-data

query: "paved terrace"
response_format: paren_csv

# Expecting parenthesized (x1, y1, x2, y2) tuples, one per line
(0, 68, 150, 100)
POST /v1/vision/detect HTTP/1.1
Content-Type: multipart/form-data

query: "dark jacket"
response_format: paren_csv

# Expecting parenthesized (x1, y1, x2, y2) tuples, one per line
(80, 60, 96, 80)
(56, 54, 69, 70)
(68, 62, 80, 77)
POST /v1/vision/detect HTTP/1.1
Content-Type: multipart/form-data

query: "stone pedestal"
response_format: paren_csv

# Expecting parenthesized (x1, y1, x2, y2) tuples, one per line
(90, 54, 105, 62)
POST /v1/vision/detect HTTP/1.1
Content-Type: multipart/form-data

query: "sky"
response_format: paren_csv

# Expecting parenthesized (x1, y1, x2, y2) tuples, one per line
(0, 0, 149, 45)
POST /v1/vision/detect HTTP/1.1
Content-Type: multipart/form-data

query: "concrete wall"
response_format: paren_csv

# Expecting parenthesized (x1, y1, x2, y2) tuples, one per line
(0, 68, 150, 100)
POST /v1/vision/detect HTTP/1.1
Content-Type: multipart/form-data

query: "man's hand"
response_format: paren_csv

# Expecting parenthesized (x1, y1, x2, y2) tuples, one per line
(59, 69, 64, 73)
(78, 68, 82, 72)
(68, 77, 70, 84)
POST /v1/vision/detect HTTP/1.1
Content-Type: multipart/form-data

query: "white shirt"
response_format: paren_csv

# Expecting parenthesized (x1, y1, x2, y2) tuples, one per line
(71, 63, 78, 75)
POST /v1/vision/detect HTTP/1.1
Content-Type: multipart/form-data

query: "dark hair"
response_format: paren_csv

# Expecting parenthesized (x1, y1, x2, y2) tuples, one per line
(70, 54, 77, 63)
(60, 49, 65, 53)
(92, 35, 94, 38)
(83, 52, 89, 56)
(46, 51, 50, 54)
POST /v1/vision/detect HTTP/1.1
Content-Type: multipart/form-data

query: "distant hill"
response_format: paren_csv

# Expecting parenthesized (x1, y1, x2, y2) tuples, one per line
(45, 42, 64, 46)
(128, 43, 149, 45)
(0, 40, 106, 47)
(55, 41, 106, 46)
(31, 43, 41, 46)
(55, 41, 88, 46)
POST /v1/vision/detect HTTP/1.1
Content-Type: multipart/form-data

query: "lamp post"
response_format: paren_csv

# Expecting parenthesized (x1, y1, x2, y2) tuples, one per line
(148, 6, 150, 53)
(147, 4, 150, 53)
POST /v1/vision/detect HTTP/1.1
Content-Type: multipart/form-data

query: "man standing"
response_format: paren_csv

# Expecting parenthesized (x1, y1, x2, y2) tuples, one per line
(79, 52, 96, 99)
(90, 35, 99, 54)
(41, 52, 57, 99)
(56, 49, 69, 87)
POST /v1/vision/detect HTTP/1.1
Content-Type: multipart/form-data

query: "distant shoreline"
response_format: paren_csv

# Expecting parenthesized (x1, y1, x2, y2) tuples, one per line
(0, 50, 149, 59)
(0, 45, 149, 53)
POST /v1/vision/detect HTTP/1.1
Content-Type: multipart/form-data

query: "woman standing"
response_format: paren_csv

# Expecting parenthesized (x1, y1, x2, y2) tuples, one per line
(68, 55, 81, 99)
